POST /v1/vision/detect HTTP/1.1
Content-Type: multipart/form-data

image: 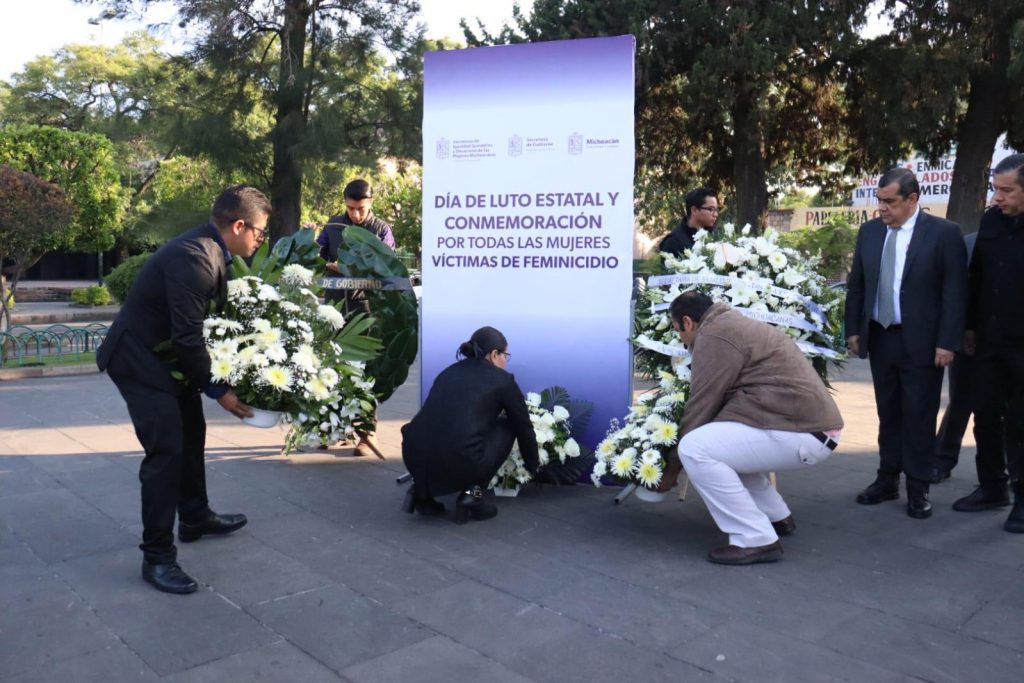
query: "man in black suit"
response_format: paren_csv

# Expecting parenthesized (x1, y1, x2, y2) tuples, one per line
(98, 186, 271, 594)
(931, 231, 978, 482)
(845, 167, 967, 519)
(958, 153, 1024, 532)
(659, 187, 719, 256)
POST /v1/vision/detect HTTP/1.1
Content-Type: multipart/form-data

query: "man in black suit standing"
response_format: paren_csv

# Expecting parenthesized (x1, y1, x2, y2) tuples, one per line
(659, 187, 719, 257)
(845, 168, 967, 519)
(957, 153, 1024, 532)
(98, 186, 271, 594)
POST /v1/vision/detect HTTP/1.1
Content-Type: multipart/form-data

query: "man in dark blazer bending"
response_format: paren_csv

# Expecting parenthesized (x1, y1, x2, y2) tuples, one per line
(97, 186, 271, 594)
(845, 167, 967, 519)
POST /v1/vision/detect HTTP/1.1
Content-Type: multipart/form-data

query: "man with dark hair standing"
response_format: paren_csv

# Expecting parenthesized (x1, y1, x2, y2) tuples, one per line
(957, 153, 1024, 532)
(318, 178, 397, 310)
(658, 292, 843, 565)
(316, 178, 395, 458)
(659, 188, 719, 256)
(845, 168, 967, 519)
(98, 185, 271, 594)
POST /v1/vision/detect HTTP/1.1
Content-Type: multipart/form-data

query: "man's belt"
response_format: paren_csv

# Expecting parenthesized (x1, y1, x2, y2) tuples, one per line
(811, 431, 839, 451)
(319, 276, 414, 291)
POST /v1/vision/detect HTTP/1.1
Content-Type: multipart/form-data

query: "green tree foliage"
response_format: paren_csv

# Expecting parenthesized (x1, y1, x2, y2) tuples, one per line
(78, 0, 425, 241)
(777, 214, 858, 282)
(103, 252, 153, 303)
(843, 1, 1024, 233)
(3, 34, 187, 250)
(0, 125, 125, 265)
(466, 0, 871, 231)
(0, 165, 76, 327)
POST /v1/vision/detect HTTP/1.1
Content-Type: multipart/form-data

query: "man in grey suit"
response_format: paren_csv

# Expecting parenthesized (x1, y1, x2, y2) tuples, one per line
(845, 167, 967, 519)
(98, 186, 271, 594)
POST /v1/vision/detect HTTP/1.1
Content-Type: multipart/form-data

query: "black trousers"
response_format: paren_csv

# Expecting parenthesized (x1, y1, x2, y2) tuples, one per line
(409, 418, 516, 499)
(868, 322, 944, 485)
(934, 351, 973, 473)
(972, 342, 1024, 487)
(109, 372, 211, 564)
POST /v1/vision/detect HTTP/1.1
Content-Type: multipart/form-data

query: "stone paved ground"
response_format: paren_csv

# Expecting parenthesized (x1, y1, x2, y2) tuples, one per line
(1, 360, 1022, 682)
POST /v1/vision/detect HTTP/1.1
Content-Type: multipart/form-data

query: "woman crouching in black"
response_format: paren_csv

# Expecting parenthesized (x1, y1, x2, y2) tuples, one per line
(401, 326, 539, 523)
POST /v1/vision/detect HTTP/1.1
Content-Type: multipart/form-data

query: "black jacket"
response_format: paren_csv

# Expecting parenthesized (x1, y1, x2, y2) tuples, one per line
(401, 358, 539, 496)
(967, 206, 1024, 345)
(845, 211, 967, 365)
(97, 224, 228, 395)
(658, 222, 698, 256)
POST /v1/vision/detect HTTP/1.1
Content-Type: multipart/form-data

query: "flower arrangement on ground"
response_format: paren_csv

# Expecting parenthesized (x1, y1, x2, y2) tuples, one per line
(634, 222, 844, 380)
(489, 386, 590, 492)
(593, 363, 689, 491)
(596, 223, 843, 494)
(203, 262, 381, 453)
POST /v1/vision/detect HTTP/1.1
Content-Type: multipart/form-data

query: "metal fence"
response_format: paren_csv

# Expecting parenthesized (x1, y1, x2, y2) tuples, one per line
(0, 324, 108, 368)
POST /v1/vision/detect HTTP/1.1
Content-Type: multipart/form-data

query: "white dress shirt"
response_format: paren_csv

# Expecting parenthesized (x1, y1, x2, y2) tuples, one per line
(872, 206, 920, 325)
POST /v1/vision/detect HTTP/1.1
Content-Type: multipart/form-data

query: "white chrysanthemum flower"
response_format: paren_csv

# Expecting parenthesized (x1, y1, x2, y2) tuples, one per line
(256, 284, 280, 301)
(768, 251, 788, 270)
(650, 421, 679, 446)
(525, 392, 542, 407)
(637, 461, 663, 488)
(304, 377, 331, 401)
(252, 318, 272, 332)
(292, 344, 318, 373)
(780, 268, 806, 288)
(209, 338, 237, 358)
(641, 449, 662, 464)
(226, 280, 250, 299)
(643, 414, 666, 432)
(280, 300, 301, 313)
(597, 439, 618, 458)
(552, 405, 570, 422)
(611, 453, 636, 477)
(319, 367, 339, 388)
(316, 304, 346, 330)
(210, 358, 233, 382)
(535, 426, 556, 445)
(265, 343, 288, 363)
(281, 264, 314, 286)
(562, 437, 580, 458)
(538, 448, 550, 466)
(261, 365, 292, 390)
(250, 353, 269, 368)
(257, 328, 282, 346)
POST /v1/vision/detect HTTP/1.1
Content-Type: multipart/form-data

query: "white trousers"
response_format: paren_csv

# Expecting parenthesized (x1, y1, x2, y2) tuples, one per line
(678, 421, 835, 548)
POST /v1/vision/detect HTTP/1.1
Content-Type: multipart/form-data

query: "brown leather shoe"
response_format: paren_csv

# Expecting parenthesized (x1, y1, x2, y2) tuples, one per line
(771, 515, 796, 536)
(708, 541, 783, 565)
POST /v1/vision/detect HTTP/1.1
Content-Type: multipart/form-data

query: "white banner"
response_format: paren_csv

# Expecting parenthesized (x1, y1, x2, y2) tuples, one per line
(421, 37, 637, 446)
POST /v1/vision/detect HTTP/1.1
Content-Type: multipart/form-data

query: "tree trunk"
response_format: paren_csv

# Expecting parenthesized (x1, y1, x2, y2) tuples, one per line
(731, 94, 769, 232)
(269, 0, 311, 243)
(946, 15, 1011, 234)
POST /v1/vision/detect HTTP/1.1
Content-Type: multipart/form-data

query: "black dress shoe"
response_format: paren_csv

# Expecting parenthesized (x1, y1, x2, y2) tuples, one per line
(856, 476, 899, 505)
(906, 489, 933, 519)
(142, 561, 198, 594)
(926, 468, 951, 484)
(771, 515, 796, 536)
(708, 541, 783, 565)
(178, 512, 247, 542)
(952, 485, 1010, 512)
(454, 486, 498, 524)
(401, 485, 446, 516)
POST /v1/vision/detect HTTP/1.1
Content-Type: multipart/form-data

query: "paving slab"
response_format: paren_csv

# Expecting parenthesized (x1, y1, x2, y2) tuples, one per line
(1, 359, 1023, 681)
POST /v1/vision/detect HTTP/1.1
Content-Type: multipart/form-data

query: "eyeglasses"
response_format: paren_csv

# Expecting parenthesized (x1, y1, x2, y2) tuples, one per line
(244, 222, 268, 242)
(502, 351, 512, 359)
(698, 206, 720, 214)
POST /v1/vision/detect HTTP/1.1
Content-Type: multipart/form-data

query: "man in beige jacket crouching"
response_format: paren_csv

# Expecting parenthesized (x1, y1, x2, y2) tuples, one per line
(659, 292, 844, 565)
